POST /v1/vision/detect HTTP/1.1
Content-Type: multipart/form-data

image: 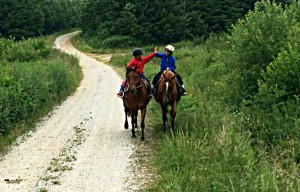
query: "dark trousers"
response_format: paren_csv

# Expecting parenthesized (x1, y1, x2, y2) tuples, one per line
(139, 74, 151, 94)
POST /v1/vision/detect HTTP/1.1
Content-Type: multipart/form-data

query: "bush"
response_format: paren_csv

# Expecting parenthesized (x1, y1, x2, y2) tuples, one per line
(101, 35, 134, 48)
(221, 0, 298, 106)
(0, 39, 81, 137)
(256, 43, 300, 107)
(0, 38, 51, 62)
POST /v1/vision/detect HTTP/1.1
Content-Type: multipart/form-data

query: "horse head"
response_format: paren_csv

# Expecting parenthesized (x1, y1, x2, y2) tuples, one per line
(159, 69, 177, 104)
(126, 67, 141, 93)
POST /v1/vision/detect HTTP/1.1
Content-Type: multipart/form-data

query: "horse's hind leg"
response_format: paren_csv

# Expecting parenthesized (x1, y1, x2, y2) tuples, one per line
(161, 104, 167, 134)
(124, 107, 129, 129)
(170, 101, 177, 130)
(131, 113, 136, 138)
(140, 108, 146, 141)
(134, 113, 138, 128)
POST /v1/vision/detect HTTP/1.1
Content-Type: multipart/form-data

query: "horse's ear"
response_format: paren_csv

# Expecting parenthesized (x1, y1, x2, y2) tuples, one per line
(171, 74, 176, 80)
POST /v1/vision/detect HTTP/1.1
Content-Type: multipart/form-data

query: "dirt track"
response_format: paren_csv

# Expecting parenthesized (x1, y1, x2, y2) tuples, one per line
(0, 32, 152, 192)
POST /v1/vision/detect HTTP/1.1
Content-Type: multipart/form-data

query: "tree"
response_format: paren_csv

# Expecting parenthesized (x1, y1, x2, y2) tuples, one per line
(222, 0, 298, 106)
(0, 0, 44, 39)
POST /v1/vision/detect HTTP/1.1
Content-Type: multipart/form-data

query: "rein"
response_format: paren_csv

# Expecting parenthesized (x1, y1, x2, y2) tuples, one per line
(127, 80, 142, 89)
(126, 71, 144, 90)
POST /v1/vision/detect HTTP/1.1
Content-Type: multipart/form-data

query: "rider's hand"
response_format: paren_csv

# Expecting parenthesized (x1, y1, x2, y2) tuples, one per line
(154, 46, 159, 53)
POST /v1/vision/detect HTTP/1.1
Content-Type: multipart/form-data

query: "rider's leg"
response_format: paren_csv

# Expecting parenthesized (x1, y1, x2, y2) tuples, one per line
(117, 80, 126, 98)
(140, 74, 152, 94)
(152, 72, 162, 95)
(175, 74, 187, 96)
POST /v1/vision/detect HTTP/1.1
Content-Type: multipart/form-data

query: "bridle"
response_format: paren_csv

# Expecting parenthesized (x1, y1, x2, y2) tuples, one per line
(126, 70, 143, 93)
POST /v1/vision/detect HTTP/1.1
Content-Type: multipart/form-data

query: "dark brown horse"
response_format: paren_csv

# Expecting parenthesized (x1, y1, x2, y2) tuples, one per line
(154, 68, 181, 133)
(123, 67, 150, 141)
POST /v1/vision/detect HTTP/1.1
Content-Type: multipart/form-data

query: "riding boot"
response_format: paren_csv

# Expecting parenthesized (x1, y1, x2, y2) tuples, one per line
(181, 85, 187, 96)
(117, 83, 125, 98)
(150, 85, 155, 96)
(175, 77, 183, 95)
(117, 91, 124, 98)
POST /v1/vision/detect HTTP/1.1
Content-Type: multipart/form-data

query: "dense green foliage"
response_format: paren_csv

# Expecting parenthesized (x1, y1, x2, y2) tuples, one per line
(222, 0, 300, 107)
(1, 0, 299, 190)
(104, 1, 300, 191)
(220, 0, 300, 145)
(80, 0, 257, 48)
(0, 37, 82, 152)
(0, 0, 82, 39)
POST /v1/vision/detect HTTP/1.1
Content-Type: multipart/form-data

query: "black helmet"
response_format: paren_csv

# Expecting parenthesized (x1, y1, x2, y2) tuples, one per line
(132, 48, 144, 56)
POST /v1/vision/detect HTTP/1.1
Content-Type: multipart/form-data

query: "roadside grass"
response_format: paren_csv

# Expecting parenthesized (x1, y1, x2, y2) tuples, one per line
(0, 32, 82, 155)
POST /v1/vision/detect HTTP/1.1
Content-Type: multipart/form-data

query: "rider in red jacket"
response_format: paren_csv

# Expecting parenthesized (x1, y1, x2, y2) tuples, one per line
(117, 47, 158, 98)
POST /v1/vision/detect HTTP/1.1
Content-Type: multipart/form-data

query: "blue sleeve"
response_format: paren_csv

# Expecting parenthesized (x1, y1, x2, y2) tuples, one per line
(169, 56, 176, 71)
(156, 52, 164, 58)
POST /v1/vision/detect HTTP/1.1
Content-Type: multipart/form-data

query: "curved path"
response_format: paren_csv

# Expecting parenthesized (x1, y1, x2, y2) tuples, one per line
(0, 32, 138, 192)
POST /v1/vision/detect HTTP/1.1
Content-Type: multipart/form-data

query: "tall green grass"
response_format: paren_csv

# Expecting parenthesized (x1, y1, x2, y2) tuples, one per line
(142, 34, 300, 191)
(109, 36, 300, 190)
(0, 36, 82, 154)
(74, 12, 300, 189)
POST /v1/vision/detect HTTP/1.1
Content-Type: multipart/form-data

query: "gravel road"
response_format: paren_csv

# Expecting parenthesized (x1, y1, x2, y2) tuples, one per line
(0, 32, 152, 192)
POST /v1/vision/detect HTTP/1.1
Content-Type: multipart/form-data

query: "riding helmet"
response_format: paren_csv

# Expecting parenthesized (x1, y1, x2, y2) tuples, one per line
(165, 45, 175, 52)
(132, 48, 145, 56)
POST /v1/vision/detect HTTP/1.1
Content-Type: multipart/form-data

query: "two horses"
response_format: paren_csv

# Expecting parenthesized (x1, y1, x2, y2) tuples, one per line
(122, 67, 180, 141)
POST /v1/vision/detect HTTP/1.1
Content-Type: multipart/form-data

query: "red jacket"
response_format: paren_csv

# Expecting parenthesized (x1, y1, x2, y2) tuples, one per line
(127, 52, 156, 74)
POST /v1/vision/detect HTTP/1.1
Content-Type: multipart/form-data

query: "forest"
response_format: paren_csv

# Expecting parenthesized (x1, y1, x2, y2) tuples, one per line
(1, 0, 300, 191)
(0, 0, 81, 39)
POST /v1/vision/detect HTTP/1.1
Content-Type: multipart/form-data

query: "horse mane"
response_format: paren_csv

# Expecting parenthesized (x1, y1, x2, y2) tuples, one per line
(162, 68, 176, 79)
(157, 68, 180, 101)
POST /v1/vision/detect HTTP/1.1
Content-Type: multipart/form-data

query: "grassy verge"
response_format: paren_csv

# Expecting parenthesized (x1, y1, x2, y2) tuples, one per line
(0, 31, 82, 154)
(73, 32, 300, 191)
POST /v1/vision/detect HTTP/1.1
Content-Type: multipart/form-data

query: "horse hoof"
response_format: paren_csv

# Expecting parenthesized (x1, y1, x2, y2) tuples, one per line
(132, 134, 136, 138)
(141, 136, 145, 141)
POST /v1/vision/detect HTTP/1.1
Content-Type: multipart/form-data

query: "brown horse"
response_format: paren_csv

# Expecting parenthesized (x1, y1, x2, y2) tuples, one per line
(123, 67, 150, 141)
(154, 68, 181, 133)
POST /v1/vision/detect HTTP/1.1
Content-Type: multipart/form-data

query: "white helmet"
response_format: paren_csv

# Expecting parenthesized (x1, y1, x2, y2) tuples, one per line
(165, 45, 175, 52)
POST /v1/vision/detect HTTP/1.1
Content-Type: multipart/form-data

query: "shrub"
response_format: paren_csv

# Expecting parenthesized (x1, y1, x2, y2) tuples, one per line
(255, 43, 300, 107)
(0, 34, 83, 152)
(101, 35, 134, 48)
(221, 0, 298, 107)
(2, 38, 51, 62)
